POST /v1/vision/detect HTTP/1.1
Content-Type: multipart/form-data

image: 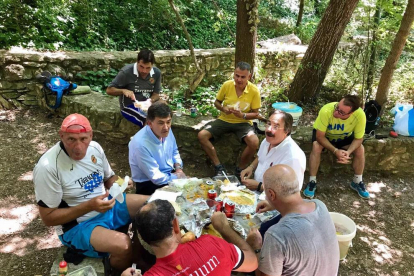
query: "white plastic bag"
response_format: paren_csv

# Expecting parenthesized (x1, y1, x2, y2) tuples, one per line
(392, 103, 414, 136)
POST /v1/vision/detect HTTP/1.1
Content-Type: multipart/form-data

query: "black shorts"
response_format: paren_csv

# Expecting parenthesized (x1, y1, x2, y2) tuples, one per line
(312, 129, 354, 149)
(204, 119, 256, 143)
(135, 181, 168, 195)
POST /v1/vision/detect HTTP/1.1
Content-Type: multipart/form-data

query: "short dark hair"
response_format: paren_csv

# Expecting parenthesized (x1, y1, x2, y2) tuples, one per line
(342, 95, 361, 112)
(135, 200, 175, 246)
(269, 109, 293, 136)
(147, 101, 172, 121)
(137, 49, 155, 64)
(236, 61, 251, 73)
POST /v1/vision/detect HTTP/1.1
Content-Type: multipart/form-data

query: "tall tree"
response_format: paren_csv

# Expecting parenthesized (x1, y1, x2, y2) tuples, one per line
(235, 0, 259, 72)
(375, 0, 414, 108)
(168, 0, 205, 96)
(296, 0, 305, 27)
(365, 4, 382, 98)
(288, 0, 360, 102)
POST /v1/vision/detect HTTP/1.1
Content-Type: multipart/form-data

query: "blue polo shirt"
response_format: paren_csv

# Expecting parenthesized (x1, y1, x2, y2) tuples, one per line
(129, 125, 182, 185)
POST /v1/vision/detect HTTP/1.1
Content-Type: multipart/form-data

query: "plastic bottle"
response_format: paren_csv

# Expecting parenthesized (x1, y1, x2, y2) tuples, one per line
(190, 106, 197, 118)
(176, 102, 182, 117)
(58, 261, 68, 275)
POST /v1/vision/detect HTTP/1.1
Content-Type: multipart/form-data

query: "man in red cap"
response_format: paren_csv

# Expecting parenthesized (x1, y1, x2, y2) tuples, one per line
(33, 113, 149, 272)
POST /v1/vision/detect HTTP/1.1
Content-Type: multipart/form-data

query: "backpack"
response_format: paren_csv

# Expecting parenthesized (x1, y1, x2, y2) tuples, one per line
(364, 100, 381, 135)
(36, 71, 77, 109)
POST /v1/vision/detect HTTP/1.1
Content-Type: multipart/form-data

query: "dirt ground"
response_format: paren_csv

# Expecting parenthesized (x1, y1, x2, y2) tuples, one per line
(0, 108, 413, 276)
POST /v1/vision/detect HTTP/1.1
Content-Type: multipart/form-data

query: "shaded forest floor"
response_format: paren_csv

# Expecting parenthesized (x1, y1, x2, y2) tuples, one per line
(0, 108, 413, 276)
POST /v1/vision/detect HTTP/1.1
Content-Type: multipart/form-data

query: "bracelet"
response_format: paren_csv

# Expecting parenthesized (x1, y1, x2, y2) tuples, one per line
(257, 182, 263, 191)
(243, 113, 247, 120)
(175, 165, 183, 170)
(254, 248, 261, 254)
(333, 148, 338, 154)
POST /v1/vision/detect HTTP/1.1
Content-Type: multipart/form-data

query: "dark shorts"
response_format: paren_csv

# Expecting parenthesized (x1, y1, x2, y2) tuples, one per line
(312, 129, 354, 149)
(135, 180, 168, 195)
(204, 119, 256, 143)
(121, 104, 147, 128)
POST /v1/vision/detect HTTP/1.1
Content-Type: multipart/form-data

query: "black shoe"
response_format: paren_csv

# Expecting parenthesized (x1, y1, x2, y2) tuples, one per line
(214, 164, 226, 176)
(103, 256, 112, 276)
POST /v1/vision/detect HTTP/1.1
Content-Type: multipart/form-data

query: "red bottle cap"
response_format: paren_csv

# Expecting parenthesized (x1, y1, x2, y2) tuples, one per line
(59, 261, 67, 268)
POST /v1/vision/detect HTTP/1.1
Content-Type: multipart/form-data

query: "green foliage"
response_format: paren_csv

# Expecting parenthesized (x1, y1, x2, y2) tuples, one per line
(76, 69, 118, 94)
(165, 85, 220, 116)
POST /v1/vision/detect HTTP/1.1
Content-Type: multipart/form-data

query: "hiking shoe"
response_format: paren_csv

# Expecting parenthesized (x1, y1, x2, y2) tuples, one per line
(350, 181, 370, 199)
(303, 181, 317, 198)
(214, 164, 226, 177)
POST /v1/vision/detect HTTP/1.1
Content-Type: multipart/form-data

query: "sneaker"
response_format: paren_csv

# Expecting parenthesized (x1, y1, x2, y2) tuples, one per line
(303, 180, 317, 198)
(350, 181, 370, 199)
(214, 164, 226, 176)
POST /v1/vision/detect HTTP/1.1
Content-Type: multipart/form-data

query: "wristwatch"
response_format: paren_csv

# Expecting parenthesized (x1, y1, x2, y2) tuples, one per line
(175, 165, 183, 170)
(243, 113, 247, 120)
(257, 182, 263, 192)
(254, 248, 261, 254)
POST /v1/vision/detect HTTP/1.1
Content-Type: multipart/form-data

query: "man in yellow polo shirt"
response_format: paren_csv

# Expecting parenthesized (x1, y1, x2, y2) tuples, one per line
(303, 95, 369, 199)
(198, 62, 261, 177)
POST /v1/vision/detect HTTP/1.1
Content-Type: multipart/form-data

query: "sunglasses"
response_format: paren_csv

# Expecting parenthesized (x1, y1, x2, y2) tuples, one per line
(334, 103, 352, 116)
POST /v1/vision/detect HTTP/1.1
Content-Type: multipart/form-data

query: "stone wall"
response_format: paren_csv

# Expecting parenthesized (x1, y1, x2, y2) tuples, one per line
(44, 91, 414, 176)
(0, 42, 360, 109)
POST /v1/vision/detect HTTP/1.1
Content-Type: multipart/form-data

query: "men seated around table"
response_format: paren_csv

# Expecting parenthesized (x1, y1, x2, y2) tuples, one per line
(246, 165, 340, 276)
(107, 49, 162, 128)
(129, 102, 185, 195)
(33, 113, 149, 271)
(198, 61, 261, 177)
(121, 199, 258, 276)
(303, 94, 369, 199)
(240, 109, 306, 193)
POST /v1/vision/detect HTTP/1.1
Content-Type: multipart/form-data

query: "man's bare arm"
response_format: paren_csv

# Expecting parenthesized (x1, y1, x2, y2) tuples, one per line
(211, 212, 258, 272)
(38, 192, 115, 226)
(106, 87, 135, 101)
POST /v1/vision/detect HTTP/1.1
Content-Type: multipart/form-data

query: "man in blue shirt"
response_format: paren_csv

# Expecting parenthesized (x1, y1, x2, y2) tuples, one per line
(129, 102, 185, 195)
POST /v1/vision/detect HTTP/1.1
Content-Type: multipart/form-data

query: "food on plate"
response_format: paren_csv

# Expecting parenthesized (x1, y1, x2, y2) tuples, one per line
(115, 176, 124, 187)
(223, 179, 231, 185)
(181, 231, 196, 243)
(219, 190, 256, 206)
(202, 224, 222, 238)
(169, 201, 182, 216)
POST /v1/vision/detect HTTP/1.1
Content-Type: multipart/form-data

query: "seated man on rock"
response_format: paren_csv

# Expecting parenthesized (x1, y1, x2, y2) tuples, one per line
(129, 102, 185, 195)
(240, 109, 306, 193)
(246, 165, 340, 276)
(303, 94, 369, 199)
(107, 49, 162, 128)
(33, 113, 149, 271)
(121, 199, 258, 276)
(198, 61, 261, 177)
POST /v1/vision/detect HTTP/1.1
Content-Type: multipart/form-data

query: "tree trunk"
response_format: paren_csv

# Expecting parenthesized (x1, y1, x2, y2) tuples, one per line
(296, 0, 305, 27)
(365, 5, 381, 98)
(375, 0, 414, 108)
(288, 0, 360, 102)
(235, 0, 259, 74)
(168, 0, 204, 97)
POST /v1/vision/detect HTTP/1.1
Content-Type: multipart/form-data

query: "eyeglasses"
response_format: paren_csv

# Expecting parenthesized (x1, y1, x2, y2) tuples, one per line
(266, 121, 283, 131)
(334, 103, 351, 116)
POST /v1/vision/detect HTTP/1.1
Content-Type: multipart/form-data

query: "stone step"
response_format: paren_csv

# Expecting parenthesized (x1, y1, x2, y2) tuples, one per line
(50, 247, 104, 276)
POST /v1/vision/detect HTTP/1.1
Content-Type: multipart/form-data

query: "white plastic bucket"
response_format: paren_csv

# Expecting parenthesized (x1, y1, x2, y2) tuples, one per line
(271, 102, 303, 134)
(329, 212, 357, 260)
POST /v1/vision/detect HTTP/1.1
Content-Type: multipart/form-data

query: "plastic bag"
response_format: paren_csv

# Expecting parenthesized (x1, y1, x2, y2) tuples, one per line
(392, 103, 414, 136)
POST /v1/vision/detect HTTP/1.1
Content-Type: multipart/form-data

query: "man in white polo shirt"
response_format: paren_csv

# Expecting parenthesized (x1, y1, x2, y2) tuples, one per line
(241, 109, 306, 193)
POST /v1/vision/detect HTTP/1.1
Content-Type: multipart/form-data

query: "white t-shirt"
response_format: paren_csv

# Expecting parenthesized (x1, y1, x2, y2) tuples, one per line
(33, 141, 115, 235)
(255, 136, 306, 189)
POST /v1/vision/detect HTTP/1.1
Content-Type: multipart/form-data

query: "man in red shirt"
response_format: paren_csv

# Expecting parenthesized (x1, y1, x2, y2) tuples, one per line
(121, 199, 258, 276)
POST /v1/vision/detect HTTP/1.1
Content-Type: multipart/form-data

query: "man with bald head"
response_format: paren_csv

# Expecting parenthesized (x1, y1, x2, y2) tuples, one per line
(246, 165, 339, 276)
(33, 113, 148, 271)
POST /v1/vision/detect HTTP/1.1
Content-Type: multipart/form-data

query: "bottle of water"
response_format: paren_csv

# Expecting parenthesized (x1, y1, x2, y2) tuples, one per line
(176, 102, 182, 117)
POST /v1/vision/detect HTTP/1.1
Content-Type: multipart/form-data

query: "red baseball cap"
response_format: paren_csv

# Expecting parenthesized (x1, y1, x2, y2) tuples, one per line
(60, 113, 92, 133)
